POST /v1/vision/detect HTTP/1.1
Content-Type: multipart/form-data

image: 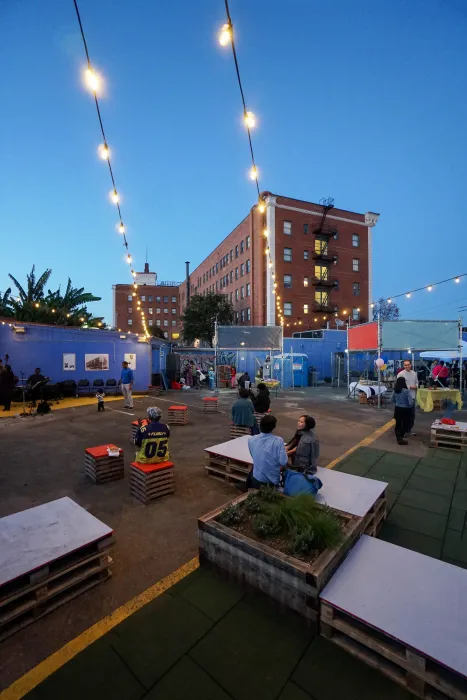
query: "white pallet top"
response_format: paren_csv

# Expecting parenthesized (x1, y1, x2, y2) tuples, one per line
(0, 497, 113, 587)
(205, 437, 387, 517)
(321, 535, 467, 677)
(432, 419, 467, 433)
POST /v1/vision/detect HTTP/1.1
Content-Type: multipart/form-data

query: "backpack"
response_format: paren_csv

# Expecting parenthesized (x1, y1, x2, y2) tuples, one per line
(283, 470, 323, 498)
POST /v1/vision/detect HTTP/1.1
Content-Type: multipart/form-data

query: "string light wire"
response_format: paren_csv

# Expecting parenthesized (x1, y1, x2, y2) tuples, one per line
(371, 274, 466, 309)
(72, 0, 149, 338)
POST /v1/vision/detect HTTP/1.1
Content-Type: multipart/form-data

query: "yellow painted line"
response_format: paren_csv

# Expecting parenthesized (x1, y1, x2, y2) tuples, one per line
(0, 394, 147, 419)
(0, 557, 199, 700)
(326, 418, 395, 470)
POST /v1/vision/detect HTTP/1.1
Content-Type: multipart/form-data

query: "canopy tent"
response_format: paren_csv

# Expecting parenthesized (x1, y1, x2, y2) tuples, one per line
(420, 340, 467, 361)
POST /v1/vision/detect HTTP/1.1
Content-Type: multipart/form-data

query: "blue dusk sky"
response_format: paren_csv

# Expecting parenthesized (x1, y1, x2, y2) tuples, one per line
(1, 0, 466, 323)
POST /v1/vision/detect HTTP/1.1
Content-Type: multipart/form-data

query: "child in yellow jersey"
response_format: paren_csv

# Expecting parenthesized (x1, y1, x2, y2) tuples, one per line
(134, 406, 170, 464)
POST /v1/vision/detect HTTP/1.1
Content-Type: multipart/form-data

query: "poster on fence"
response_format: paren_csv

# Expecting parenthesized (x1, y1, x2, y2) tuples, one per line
(84, 354, 109, 371)
(63, 353, 76, 371)
(124, 353, 136, 370)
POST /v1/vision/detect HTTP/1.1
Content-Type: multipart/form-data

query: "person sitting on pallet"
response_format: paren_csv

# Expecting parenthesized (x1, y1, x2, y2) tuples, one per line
(246, 414, 287, 490)
(232, 388, 258, 434)
(134, 406, 170, 464)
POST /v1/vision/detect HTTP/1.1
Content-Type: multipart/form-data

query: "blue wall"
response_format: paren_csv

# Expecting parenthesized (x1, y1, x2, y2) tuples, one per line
(0, 324, 159, 392)
(283, 330, 347, 381)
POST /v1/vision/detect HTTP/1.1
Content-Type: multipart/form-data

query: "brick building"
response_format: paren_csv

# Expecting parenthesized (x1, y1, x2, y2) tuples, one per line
(113, 264, 182, 339)
(180, 193, 379, 333)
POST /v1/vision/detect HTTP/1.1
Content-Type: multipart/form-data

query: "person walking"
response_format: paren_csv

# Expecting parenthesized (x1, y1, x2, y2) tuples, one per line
(0, 364, 16, 411)
(120, 361, 134, 409)
(397, 359, 418, 435)
(392, 376, 414, 445)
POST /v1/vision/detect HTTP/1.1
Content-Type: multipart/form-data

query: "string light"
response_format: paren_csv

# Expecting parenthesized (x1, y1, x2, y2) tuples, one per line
(263, 229, 269, 237)
(218, 23, 232, 46)
(427, 285, 433, 292)
(371, 274, 465, 307)
(387, 299, 392, 304)
(258, 201, 266, 214)
(455, 277, 460, 284)
(406, 293, 411, 298)
(249, 165, 258, 181)
(244, 111, 256, 129)
(73, 0, 151, 339)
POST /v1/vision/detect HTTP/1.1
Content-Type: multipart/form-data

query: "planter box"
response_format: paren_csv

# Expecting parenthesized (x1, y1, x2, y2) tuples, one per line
(198, 493, 365, 621)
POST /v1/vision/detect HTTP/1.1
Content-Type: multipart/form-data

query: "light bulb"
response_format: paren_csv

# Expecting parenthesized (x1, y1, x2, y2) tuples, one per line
(118, 222, 125, 234)
(455, 277, 460, 283)
(98, 322, 102, 327)
(249, 165, 258, 181)
(133, 283, 137, 288)
(268, 262, 272, 269)
(126, 254, 132, 264)
(52, 309, 55, 313)
(132, 271, 136, 278)
(244, 111, 256, 129)
(265, 247, 269, 255)
(84, 67, 100, 93)
(258, 201, 266, 214)
(406, 293, 411, 298)
(132, 292, 136, 297)
(110, 189, 119, 204)
(427, 285, 432, 291)
(357, 308, 360, 312)
(35, 302, 40, 308)
(218, 23, 232, 46)
(370, 303, 374, 309)
(387, 299, 392, 304)
(80, 317, 84, 322)
(67, 313, 71, 318)
(263, 228, 269, 237)
(99, 144, 110, 160)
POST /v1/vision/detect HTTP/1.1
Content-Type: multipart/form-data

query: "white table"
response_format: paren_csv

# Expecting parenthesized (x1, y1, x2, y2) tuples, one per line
(320, 535, 467, 678)
(205, 437, 387, 518)
(0, 497, 113, 587)
(349, 382, 387, 399)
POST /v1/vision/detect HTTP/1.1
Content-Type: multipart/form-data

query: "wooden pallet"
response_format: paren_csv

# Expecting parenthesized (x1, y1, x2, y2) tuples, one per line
(130, 461, 175, 503)
(205, 465, 247, 484)
(230, 425, 251, 439)
(320, 602, 467, 700)
(203, 398, 219, 413)
(0, 567, 111, 642)
(430, 427, 467, 452)
(147, 385, 161, 397)
(363, 495, 387, 538)
(168, 406, 188, 425)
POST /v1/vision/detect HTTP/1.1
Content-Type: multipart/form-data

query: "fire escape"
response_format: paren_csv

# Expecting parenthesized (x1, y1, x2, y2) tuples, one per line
(312, 197, 339, 314)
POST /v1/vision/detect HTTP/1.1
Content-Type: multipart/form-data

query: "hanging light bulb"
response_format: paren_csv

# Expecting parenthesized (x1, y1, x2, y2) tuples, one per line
(80, 317, 85, 322)
(244, 111, 256, 129)
(263, 228, 269, 237)
(133, 283, 137, 289)
(84, 67, 100, 93)
(118, 222, 125, 234)
(455, 277, 460, 284)
(249, 165, 258, 181)
(98, 143, 110, 160)
(110, 189, 119, 204)
(406, 293, 411, 298)
(265, 247, 270, 255)
(427, 285, 433, 292)
(35, 302, 40, 308)
(268, 262, 272, 269)
(258, 201, 266, 214)
(370, 303, 374, 309)
(387, 298, 392, 304)
(218, 23, 232, 46)
(132, 271, 136, 278)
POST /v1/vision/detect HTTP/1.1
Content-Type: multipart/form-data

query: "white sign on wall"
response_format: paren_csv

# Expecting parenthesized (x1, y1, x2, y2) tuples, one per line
(124, 353, 136, 370)
(63, 353, 76, 371)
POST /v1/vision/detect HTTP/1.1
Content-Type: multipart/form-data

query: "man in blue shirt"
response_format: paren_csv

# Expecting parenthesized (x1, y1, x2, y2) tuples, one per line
(121, 361, 134, 409)
(247, 414, 287, 488)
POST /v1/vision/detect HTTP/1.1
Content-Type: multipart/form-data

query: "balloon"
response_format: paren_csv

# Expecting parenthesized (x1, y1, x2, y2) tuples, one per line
(381, 364, 387, 371)
(375, 358, 384, 368)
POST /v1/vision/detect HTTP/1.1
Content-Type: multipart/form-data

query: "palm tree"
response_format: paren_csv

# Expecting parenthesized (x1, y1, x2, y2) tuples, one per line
(0, 288, 13, 317)
(46, 278, 102, 325)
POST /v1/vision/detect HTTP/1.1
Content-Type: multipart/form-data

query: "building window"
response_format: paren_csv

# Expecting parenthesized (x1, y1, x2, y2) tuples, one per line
(127, 295, 132, 302)
(148, 319, 153, 326)
(235, 311, 239, 324)
(241, 263, 245, 276)
(230, 250, 233, 262)
(156, 319, 161, 326)
(203, 274, 206, 284)
(303, 224, 309, 234)
(241, 309, 245, 323)
(235, 245, 239, 258)
(148, 296, 153, 302)
(284, 302, 292, 316)
(235, 289, 239, 301)
(230, 292, 233, 302)
(163, 319, 168, 327)
(235, 267, 239, 280)
(315, 265, 328, 281)
(352, 307, 360, 320)
(246, 283, 251, 296)
(230, 271, 233, 283)
(163, 308, 168, 314)
(241, 240, 245, 253)
(246, 307, 251, 321)
(172, 308, 176, 314)
(315, 290, 329, 305)
(304, 304, 309, 314)
(156, 308, 160, 314)
(284, 274, 292, 288)
(352, 233, 360, 247)
(216, 263, 219, 273)
(156, 296, 161, 302)
(352, 258, 360, 272)
(303, 277, 309, 287)
(216, 281, 218, 291)
(284, 247, 292, 262)
(304, 250, 309, 260)
(353, 282, 360, 296)
(241, 286, 245, 299)
(171, 320, 176, 326)
(315, 238, 328, 254)
(246, 259, 250, 273)
(163, 296, 168, 303)
(128, 307, 132, 314)
(283, 221, 292, 235)
(246, 235, 250, 249)
(141, 295, 146, 302)
(148, 308, 153, 314)
(171, 296, 176, 303)
(128, 319, 133, 326)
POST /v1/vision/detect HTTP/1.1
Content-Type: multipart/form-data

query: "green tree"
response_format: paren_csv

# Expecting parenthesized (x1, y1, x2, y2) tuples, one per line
(181, 293, 234, 346)
(150, 326, 166, 340)
(0, 288, 13, 317)
(372, 297, 400, 321)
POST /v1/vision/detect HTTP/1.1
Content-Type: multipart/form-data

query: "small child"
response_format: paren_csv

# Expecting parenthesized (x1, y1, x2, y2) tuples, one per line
(96, 389, 105, 412)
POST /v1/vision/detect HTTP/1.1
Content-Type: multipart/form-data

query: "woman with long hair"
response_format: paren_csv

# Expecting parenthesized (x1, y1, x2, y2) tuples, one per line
(392, 376, 414, 445)
(285, 414, 319, 474)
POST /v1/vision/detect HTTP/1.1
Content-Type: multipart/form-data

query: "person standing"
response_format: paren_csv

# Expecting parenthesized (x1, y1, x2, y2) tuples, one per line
(0, 364, 16, 411)
(398, 359, 418, 435)
(432, 360, 449, 387)
(231, 388, 256, 433)
(120, 361, 134, 409)
(392, 376, 414, 445)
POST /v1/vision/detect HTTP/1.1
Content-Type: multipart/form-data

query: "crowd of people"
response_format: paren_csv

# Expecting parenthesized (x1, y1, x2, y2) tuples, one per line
(0, 362, 48, 411)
